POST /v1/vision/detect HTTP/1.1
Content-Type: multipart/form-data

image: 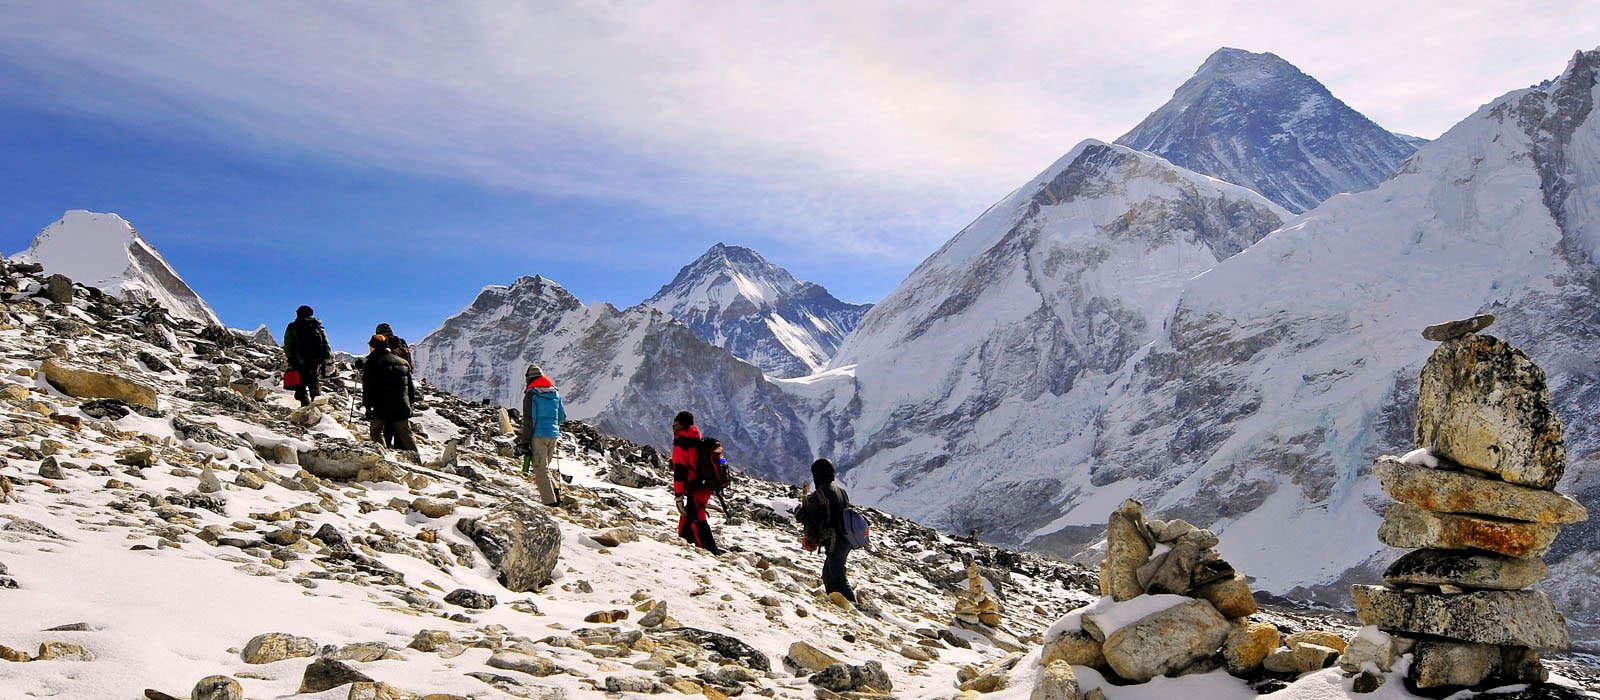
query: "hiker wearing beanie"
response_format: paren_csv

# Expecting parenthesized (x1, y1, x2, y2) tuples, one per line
(281, 305, 331, 407)
(671, 410, 722, 554)
(517, 366, 567, 506)
(361, 334, 418, 453)
(800, 458, 856, 605)
(374, 323, 413, 366)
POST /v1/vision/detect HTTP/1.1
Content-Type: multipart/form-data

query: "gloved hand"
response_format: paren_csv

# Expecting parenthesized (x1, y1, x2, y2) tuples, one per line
(674, 495, 687, 515)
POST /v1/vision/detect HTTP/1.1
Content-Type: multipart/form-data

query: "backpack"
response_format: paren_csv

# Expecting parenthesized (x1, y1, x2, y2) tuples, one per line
(694, 437, 731, 492)
(841, 507, 870, 549)
(795, 491, 829, 551)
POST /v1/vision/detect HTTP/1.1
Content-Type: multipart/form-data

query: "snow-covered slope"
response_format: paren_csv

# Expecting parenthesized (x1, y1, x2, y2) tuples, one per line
(1117, 48, 1421, 213)
(11, 210, 220, 325)
(413, 275, 812, 478)
(647, 244, 871, 378)
(1065, 48, 1600, 621)
(809, 139, 1287, 540)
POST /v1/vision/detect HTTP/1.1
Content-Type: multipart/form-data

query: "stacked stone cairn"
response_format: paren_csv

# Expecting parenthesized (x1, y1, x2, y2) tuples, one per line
(1042, 498, 1347, 688)
(1345, 314, 1588, 692)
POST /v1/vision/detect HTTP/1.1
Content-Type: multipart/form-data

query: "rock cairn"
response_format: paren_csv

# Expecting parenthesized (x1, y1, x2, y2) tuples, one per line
(1347, 315, 1588, 691)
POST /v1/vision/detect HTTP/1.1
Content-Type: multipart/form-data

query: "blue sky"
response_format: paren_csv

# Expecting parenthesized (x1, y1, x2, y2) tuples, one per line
(1, 1, 1596, 351)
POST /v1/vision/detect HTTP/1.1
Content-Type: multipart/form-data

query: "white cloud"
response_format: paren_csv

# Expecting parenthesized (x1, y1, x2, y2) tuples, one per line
(0, 0, 1596, 260)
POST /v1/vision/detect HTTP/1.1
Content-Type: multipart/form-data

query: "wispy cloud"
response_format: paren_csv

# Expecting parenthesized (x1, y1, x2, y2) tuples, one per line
(1, 1, 1595, 260)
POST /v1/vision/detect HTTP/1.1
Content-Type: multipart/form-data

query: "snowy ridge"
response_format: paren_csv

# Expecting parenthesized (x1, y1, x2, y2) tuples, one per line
(11, 210, 221, 325)
(1117, 48, 1420, 213)
(647, 244, 871, 378)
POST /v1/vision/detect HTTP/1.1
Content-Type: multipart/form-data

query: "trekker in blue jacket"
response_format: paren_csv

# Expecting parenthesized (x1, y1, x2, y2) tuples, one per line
(516, 365, 567, 506)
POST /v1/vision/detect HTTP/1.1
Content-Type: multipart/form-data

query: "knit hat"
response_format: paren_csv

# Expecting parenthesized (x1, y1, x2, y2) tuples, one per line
(525, 365, 544, 380)
(375, 323, 394, 335)
(673, 410, 695, 428)
(296, 305, 314, 318)
(368, 334, 388, 349)
(811, 458, 836, 485)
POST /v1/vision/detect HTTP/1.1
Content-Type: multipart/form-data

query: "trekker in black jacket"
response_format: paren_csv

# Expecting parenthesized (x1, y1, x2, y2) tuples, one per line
(374, 323, 413, 366)
(282, 305, 331, 406)
(801, 458, 855, 606)
(361, 334, 418, 454)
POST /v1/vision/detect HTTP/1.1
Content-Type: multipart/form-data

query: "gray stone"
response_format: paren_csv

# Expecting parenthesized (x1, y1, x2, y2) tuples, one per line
(297, 440, 383, 481)
(1098, 499, 1154, 601)
(455, 503, 561, 593)
(1422, 314, 1495, 342)
(38, 456, 64, 480)
(1375, 457, 1587, 524)
(1352, 670, 1385, 693)
(603, 676, 656, 693)
(1351, 585, 1571, 650)
(1383, 548, 1547, 591)
(189, 675, 242, 700)
(410, 497, 455, 518)
(197, 467, 223, 494)
(1339, 630, 1401, 674)
(240, 632, 317, 664)
(1100, 599, 1230, 683)
(444, 588, 497, 610)
(1137, 542, 1200, 595)
(298, 657, 372, 693)
(486, 650, 561, 677)
(1406, 638, 1546, 689)
(1378, 503, 1558, 559)
(1415, 334, 1565, 489)
(638, 600, 668, 628)
(1031, 660, 1081, 700)
(326, 642, 390, 663)
(809, 660, 893, 693)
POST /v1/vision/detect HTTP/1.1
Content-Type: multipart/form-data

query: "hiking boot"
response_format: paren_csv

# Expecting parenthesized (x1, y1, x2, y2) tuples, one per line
(828, 592, 852, 610)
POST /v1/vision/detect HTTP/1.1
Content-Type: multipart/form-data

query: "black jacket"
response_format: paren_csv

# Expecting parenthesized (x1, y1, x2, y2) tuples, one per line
(361, 349, 413, 421)
(801, 481, 850, 548)
(283, 317, 331, 368)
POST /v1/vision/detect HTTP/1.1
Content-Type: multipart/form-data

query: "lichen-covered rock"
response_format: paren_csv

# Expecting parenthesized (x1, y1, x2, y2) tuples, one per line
(298, 440, 384, 481)
(1031, 660, 1081, 700)
(1222, 620, 1279, 676)
(486, 651, 561, 677)
(1383, 548, 1547, 590)
(1414, 334, 1565, 489)
(1262, 642, 1338, 674)
(1352, 585, 1571, 650)
(190, 675, 242, 700)
(40, 357, 158, 408)
(785, 641, 842, 673)
(1284, 630, 1346, 654)
(455, 504, 561, 592)
(1407, 638, 1548, 689)
(1099, 499, 1154, 601)
(1041, 628, 1105, 669)
(240, 632, 317, 664)
(1137, 542, 1200, 595)
(1338, 627, 1407, 674)
(1375, 457, 1587, 524)
(1193, 574, 1256, 619)
(1421, 314, 1496, 342)
(1377, 503, 1558, 559)
(298, 657, 373, 693)
(1100, 599, 1230, 683)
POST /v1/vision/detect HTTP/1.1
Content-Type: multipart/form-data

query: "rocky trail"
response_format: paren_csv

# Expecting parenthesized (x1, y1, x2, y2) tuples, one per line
(1, 261, 1596, 699)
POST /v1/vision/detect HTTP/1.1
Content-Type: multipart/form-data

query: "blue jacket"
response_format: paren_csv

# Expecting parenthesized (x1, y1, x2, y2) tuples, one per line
(521, 377, 566, 439)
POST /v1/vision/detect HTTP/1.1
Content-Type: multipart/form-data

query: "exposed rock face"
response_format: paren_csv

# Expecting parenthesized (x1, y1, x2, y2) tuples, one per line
(1415, 335, 1566, 489)
(455, 503, 561, 592)
(40, 358, 159, 408)
(1378, 502, 1559, 559)
(1116, 47, 1419, 213)
(1099, 599, 1230, 682)
(1376, 457, 1587, 523)
(1352, 585, 1571, 650)
(1383, 548, 1548, 590)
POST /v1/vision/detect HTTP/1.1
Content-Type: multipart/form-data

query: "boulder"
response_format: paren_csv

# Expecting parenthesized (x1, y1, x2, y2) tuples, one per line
(190, 675, 242, 700)
(1262, 642, 1338, 674)
(1041, 628, 1105, 669)
(1407, 638, 1547, 689)
(486, 651, 561, 677)
(1338, 627, 1408, 674)
(1100, 599, 1230, 683)
(1099, 499, 1154, 601)
(1222, 621, 1279, 676)
(1414, 335, 1565, 489)
(810, 661, 892, 693)
(410, 497, 456, 519)
(455, 504, 560, 593)
(240, 632, 317, 664)
(1137, 542, 1200, 595)
(1375, 457, 1587, 524)
(1422, 314, 1495, 342)
(1284, 630, 1346, 654)
(443, 589, 497, 610)
(648, 627, 770, 673)
(298, 657, 373, 693)
(590, 527, 639, 548)
(1351, 585, 1571, 650)
(42, 274, 74, 304)
(298, 441, 384, 481)
(40, 358, 158, 408)
(326, 642, 390, 663)
(1193, 574, 1256, 619)
(1031, 661, 1081, 700)
(1377, 503, 1558, 559)
(36, 641, 94, 661)
(785, 641, 842, 673)
(1383, 548, 1547, 590)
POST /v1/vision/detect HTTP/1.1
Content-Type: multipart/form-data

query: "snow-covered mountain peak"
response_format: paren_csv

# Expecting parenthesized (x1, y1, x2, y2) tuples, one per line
(12, 210, 220, 325)
(646, 243, 870, 378)
(1117, 48, 1421, 213)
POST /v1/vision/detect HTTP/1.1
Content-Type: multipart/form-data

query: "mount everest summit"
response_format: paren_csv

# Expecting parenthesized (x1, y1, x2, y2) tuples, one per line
(11, 210, 220, 326)
(1118, 48, 1423, 213)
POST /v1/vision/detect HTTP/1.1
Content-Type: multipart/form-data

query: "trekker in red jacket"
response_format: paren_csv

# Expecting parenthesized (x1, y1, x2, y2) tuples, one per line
(671, 410, 722, 555)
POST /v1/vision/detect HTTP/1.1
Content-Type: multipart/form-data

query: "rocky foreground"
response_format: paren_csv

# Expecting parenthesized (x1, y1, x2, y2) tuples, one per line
(0, 261, 1597, 699)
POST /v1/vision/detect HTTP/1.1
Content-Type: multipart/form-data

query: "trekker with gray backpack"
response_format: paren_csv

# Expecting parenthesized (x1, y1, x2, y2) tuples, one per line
(796, 458, 867, 607)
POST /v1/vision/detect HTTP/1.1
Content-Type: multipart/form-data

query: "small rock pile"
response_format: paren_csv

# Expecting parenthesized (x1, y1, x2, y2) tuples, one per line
(1348, 315, 1588, 691)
